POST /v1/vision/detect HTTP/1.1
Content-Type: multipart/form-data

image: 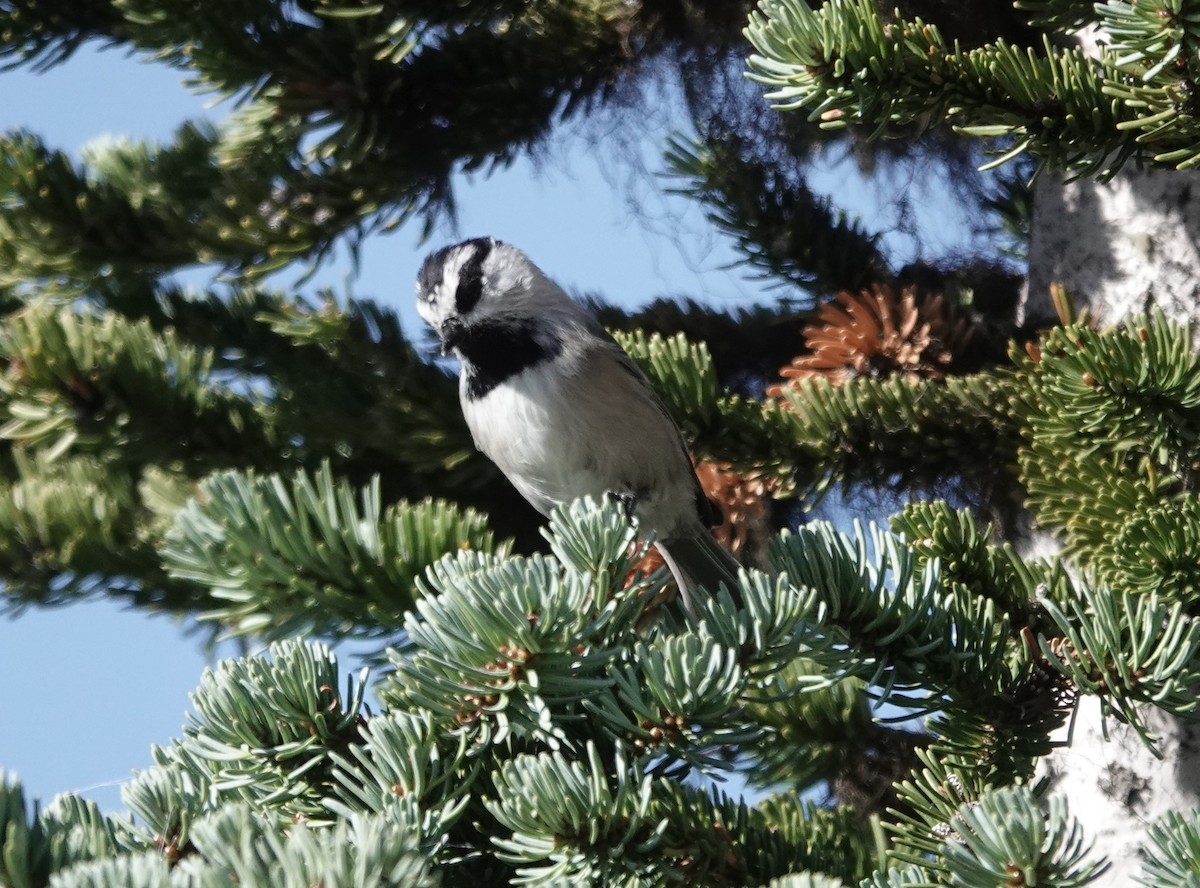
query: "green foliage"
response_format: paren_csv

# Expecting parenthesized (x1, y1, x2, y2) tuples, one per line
(0, 302, 261, 464)
(744, 660, 878, 790)
(664, 132, 888, 297)
(0, 283, 530, 612)
(1, 505, 890, 887)
(186, 806, 436, 888)
(0, 451, 146, 604)
(1, 776, 58, 888)
(4, 483, 1198, 884)
(769, 521, 1012, 706)
(1015, 312, 1200, 599)
(612, 329, 1024, 500)
(1038, 588, 1200, 741)
(1138, 809, 1200, 888)
(858, 864, 937, 887)
(0, 0, 125, 71)
(887, 742, 1020, 869)
(45, 808, 438, 888)
(611, 329, 723, 437)
(940, 785, 1106, 887)
(176, 639, 367, 822)
(0, 0, 758, 274)
(5, 296, 1200, 886)
(753, 796, 876, 882)
(891, 502, 1038, 624)
(744, 0, 1200, 175)
(327, 709, 476, 837)
(159, 461, 500, 641)
(612, 328, 797, 478)
(485, 744, 661, 885)
(770, 373, 1021, 498)
(761, 874, 844, 888)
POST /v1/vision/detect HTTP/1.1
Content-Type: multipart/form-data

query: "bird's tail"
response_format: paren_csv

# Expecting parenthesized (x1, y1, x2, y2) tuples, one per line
(655, 529, 743, 617)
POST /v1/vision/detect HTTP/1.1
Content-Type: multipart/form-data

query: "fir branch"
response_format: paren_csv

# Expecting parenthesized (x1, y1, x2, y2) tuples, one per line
(753, 796, 875, 883)
(121, 641, 369, 833)
(771, 373, 1021, 500)
(121, 750, 226, 864)
(0, 2, 665, 274)
(1014, 0, 1098, 32)
(768, 521, 1012, 707)
(613, 327, 1023, 500)
(485, 743, 662, 885)
(647, 782, 868, 885)
(0, 0, 126, 71)
(747, 660, 926, 812)
(1016, 311, 1200, 604)
(1109, 498, 1200, 607)
(859, 865, 938, 887)
(1038, 588, 1200, 741)
(691, 572, 818, 679)
(891, 502, 1040, 627)
(761, 874, 845, 888)
(664, 131, 888, 295)
(0, 301, 266, 466)
(887, 745, 1003, 867)
(610, 329, 723, 440)
(1, 774, 146, 888)
(590, 296, 809, 397)
(1138, 809, 1200, 887)
(44, 851, 170, 888)
(1098, 0, 1200, 168)
(767, 515, 1073, 799)
(327, 710, 476, 843)
(588, 631, 760, 768)
(383, 501, 641, 747)
(1, 773, 57, 888)
(0, 451, 150, 608)
(745, 0, 1141, 176)
(940, 785, 1107, 886)
(0, 127, 254, 281)
(159, 462, 500, 641)
(609, 327, 796, 479)
(34, 795, 131, 878)
(180, 804, 436, 887)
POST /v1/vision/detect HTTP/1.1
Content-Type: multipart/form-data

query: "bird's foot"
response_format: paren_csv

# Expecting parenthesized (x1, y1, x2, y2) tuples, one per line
(607, 489, 639, 525)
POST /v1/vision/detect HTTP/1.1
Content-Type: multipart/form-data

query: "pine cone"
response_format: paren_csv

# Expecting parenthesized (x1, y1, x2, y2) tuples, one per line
(695, 459, 772, 560)
(768, 284, 972, 395)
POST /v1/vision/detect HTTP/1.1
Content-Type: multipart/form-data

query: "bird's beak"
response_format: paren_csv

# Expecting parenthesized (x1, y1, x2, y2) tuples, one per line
(439, 316, 466, 355)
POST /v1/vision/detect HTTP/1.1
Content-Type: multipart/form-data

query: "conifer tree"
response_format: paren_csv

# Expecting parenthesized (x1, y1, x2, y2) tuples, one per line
(2, 1, 1200, 887)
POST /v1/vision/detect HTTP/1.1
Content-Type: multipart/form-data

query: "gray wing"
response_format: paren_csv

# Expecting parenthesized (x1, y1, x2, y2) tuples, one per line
(584, 330, 716, 530)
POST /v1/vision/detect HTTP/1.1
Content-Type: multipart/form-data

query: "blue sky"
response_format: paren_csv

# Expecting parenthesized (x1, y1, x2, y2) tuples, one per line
(0, 38, 983, 814)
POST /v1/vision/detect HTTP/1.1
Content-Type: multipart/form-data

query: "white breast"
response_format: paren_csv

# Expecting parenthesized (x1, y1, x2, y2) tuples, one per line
(459, 342, 702, 538)
(462, 363, 606, 516)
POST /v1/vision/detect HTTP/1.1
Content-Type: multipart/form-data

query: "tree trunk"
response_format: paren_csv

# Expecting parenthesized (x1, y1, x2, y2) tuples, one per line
(1025, 168, 1200, 333)
(1041, 699, 1200, 885)
(1026, 169, 1200, 884)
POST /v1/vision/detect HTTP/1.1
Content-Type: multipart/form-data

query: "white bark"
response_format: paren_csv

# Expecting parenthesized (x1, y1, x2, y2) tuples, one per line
(1042, 700, 1200, 884)
(1024, 168, 1200, 335)
(1026, 170, 1200, 885)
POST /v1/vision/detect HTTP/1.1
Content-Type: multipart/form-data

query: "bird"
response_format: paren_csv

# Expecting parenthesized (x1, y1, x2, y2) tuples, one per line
(414, 236, 742, 614)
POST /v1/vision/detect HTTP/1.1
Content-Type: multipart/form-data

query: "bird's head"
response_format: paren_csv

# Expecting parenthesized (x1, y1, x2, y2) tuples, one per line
(416, 237, 572, 355)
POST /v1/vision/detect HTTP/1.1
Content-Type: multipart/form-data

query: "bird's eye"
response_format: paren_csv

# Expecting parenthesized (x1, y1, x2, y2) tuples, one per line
(455, 249, 487, 314)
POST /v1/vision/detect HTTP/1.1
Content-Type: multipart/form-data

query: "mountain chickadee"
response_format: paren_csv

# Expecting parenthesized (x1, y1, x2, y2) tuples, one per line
(415, 236, 741, 613)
